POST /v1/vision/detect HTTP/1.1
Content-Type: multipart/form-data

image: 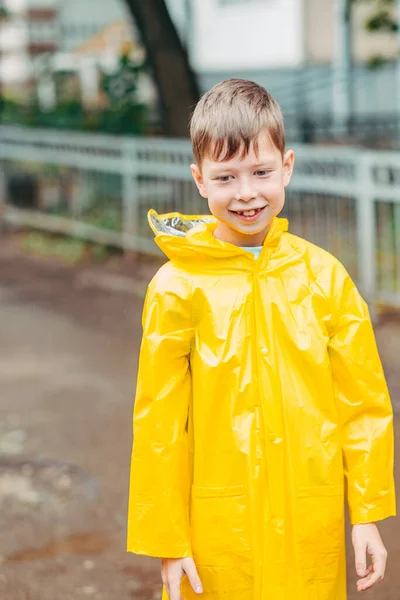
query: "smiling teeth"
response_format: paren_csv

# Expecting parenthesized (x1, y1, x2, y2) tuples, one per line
(234, 207, 265, 217)
(237, 210, 259, 217)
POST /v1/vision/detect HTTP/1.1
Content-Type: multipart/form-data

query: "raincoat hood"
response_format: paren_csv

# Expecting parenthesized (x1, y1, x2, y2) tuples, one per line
(148, 209, 289, 262)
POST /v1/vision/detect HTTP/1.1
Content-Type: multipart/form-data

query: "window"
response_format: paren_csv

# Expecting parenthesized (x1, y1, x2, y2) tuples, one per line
(68, 24, 77, 38)
(30, 21, 56, 43)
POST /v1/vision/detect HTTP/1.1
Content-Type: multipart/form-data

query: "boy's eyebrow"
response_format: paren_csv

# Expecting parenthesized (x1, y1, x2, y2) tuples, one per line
(208, 167, 234, 175)
(209, 161, 276, 174)
(253, 160, 276, 168)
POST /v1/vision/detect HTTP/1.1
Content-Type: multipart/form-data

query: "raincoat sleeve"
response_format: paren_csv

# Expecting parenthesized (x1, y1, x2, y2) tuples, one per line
(327, 264, 396, 525)
(127, 270, 194, 558)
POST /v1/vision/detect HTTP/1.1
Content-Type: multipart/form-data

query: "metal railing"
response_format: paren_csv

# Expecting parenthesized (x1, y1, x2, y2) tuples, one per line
(0, 125, 399, 307)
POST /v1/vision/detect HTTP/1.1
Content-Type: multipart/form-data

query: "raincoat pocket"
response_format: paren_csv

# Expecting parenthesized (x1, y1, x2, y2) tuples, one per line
(180, 566, 253, 599)
(295, 485, 345, 573)
(190, 485, 253, 575)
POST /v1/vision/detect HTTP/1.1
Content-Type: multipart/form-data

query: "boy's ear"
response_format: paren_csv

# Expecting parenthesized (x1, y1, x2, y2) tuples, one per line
(191, 164, 208, 198)
(283, 150, 295, 188)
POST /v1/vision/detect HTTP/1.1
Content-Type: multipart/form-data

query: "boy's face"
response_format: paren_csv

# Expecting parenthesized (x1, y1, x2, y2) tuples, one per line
(191, 133, 295, 247)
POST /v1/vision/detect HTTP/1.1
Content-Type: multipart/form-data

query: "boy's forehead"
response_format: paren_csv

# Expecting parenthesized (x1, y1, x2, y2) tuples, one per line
(203, 134, 280, 169)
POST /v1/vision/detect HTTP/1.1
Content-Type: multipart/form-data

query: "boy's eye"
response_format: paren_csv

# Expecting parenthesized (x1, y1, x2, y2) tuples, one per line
(255, 170, 271, 177)
(217, 175, 233, 182)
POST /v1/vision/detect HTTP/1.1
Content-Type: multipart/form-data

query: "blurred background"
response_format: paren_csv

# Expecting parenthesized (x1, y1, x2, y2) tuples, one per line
(0, 0, 399, 598)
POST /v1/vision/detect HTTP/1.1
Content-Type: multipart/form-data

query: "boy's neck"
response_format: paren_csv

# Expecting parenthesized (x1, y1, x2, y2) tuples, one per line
(213, 222, 270, 247)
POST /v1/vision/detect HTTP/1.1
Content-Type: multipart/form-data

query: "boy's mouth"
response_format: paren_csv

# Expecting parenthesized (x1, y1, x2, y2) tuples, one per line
(229, 206, 266, 221)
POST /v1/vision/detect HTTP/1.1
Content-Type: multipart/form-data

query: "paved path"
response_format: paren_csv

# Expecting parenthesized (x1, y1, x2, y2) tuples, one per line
(0, 244, 398, 599)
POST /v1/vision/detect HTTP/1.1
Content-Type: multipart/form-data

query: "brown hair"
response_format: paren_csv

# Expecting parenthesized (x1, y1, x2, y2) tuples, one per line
(190, 78, 285, 166)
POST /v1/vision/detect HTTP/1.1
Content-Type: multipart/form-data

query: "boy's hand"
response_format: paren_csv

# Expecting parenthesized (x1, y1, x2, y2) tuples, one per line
(352, 523, 387, 592)
(161, 557, 203, 600)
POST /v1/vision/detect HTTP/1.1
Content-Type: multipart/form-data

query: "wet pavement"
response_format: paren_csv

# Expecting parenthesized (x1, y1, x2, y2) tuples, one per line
(0, 237, 399, 599)
(0, 240, 161, 599)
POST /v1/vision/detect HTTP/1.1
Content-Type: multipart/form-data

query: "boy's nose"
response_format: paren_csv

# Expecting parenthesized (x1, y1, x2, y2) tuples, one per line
(235, 187, 257, 202)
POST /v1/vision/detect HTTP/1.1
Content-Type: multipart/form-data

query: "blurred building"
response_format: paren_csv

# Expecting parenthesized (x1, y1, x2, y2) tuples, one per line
(0, 0, 60, 95)
(0, 0, 151, 107)
(0, 0, 398, 119)
(171, 0, 397, 70)
(0, 0, 132, 92)
(69, 20, 155, 108)
(168, 0, 399, 118)
(57, 0, 130, 52)
(185, 0, 305, 71)
(26, 2, 58, 57)
(305, 0, 398, 66)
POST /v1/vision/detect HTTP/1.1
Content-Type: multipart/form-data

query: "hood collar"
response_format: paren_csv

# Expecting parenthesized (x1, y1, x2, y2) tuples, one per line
(148, 209, 288, 261)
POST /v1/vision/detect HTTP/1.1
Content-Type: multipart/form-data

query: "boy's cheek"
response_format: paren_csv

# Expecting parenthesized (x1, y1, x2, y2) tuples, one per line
(209, 193, 229, 209)
(260, 183, 284, 203)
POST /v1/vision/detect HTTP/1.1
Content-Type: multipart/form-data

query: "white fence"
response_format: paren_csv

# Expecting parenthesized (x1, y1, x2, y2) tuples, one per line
(0, 125, 399, 307)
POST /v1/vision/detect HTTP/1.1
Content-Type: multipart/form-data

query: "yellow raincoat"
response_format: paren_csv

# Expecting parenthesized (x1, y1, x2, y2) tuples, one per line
(128, 211, 396, 600)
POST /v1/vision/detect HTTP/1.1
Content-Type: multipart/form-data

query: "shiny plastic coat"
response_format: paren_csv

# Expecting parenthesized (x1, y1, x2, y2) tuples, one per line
(128, 211, 396, 600)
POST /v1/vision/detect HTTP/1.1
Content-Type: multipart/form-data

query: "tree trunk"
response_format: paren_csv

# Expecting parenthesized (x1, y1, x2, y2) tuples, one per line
(123, 0, 200, 138)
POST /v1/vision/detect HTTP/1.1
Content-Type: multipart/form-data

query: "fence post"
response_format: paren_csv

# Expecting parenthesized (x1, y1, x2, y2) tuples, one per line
(356, 152, 376, 306)
(395, 203, 400, 296)
(0, 136, 7, 229)
(122, 138, 139, 253)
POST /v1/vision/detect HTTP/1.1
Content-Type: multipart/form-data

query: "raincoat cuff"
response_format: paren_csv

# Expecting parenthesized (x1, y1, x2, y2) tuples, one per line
(349, 504, 396, 525)
(127, 540, 192, 559)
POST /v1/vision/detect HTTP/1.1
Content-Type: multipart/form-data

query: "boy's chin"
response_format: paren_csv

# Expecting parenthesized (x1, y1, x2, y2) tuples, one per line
(213, 216, 274, 245)
(226, 218, 272, 236)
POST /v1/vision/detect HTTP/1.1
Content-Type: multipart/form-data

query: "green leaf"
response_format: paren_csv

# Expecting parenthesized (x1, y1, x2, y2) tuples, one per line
(367, 54, 390, 68)
(0, 4, 9, 20)
(366, 9, 398, 32)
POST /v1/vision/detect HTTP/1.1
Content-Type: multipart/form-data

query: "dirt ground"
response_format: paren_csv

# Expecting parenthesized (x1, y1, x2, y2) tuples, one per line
(0, 232, 399, 600)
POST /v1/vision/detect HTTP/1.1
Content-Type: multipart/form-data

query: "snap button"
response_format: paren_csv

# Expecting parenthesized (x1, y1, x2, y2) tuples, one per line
(271, 518, 285, 534)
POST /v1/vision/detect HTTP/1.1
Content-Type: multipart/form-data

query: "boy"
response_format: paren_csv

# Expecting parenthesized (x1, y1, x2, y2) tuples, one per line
(127, 79, 396, 600)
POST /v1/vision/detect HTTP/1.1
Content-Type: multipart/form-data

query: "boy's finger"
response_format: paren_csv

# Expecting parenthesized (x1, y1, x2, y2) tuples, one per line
(167, 578, 183, 600)
(364, 565, 374, 576)
(354, 543, 367, 577)
(372, 550, 387, 578)
(357, 568, 383, 591)
(356, 564, 373, 589)
(356, 563, 367, 578)
(357, 553, 386, 592)
(184, 561, 203, 594)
